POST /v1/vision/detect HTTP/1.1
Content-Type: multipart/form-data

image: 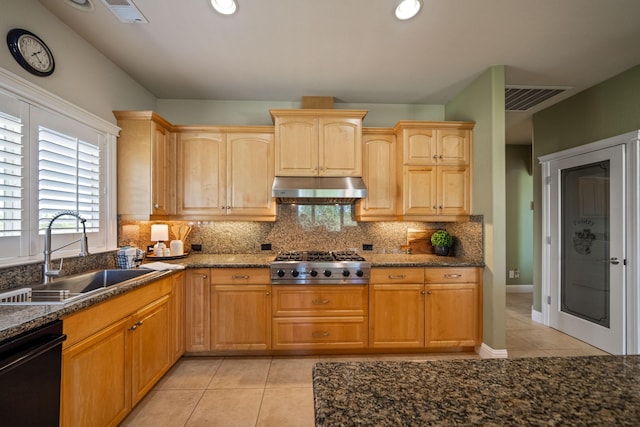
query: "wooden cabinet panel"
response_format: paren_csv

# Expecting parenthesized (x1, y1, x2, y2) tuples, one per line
(319, 117, 362, 176)
(437, 128, 471, 165)
(425, 267, 479, 283)
(130, 295, 172, 405)
(171, 271, 185, 363)
(402, 166, 438, 216)
(438, 166, 470, 216)
(370, 267, 425, 284)
(185, 269, 211, 352)
(402, 127, 436, 165)
(61, 317, 130, 427)
(274, 115, 318, 175)
(369, 283, 425, 348)
(210, 268, 271, 285)
(425, 283, 480, 347)
(272, 285, 367, 317)
(211, 284, 271, 350)
(272, 317, 368, 350)
(355, 130, 397, 221)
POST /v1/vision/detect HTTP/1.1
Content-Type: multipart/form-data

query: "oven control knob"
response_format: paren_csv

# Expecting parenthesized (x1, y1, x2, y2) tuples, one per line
(291, 270, 300, 277)
(356, 270, 364, 277)
(310, 270, 318, 277)
(342, 270, 350, 277)
(277, 269, 285, 278)
(323, 270, 332, 277)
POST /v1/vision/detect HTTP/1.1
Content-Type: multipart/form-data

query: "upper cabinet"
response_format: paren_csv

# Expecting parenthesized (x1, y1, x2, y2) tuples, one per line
(114, 111, 175, 220)
(394, 121, 474, 222)
(270, 109, 367, 177)
(354, 128, 397, 221)
(175, 127, 276, 221)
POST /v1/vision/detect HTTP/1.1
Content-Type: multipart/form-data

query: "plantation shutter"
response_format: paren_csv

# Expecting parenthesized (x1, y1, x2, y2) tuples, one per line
(0, 111, 23, 237)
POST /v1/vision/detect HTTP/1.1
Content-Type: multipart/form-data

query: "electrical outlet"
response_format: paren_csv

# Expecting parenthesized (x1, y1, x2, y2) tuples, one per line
(191, 244, 202, 252)
(261, 243, 272, 251)
(514, 269, 520, 278)
(509, 270, 514, 279)
(362, 244, 373, 251)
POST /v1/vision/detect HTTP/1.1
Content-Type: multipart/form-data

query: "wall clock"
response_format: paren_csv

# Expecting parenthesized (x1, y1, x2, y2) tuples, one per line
(6, 28, 55, 77)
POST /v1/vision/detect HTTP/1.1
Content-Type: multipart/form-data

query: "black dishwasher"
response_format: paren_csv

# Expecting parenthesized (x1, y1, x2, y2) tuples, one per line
(0, 320, 67, 427)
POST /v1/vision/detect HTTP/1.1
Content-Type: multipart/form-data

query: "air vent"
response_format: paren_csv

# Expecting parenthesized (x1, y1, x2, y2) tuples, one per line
(505, 86, 570, 112)
(100, 0, 148, 23)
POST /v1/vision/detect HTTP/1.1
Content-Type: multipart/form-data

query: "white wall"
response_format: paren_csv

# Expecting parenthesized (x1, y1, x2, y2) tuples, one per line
(0, 0, 156, 124)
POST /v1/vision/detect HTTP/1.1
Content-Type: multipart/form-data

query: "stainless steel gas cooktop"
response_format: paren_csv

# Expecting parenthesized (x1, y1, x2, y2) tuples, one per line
(270, 251, 370, 285)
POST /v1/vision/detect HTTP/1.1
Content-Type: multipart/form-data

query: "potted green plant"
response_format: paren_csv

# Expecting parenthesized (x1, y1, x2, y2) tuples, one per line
(430, 229, 453, 256)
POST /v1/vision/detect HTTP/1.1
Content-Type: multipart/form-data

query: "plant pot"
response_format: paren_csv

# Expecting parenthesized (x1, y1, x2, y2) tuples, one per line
(433, 246, 450, 256)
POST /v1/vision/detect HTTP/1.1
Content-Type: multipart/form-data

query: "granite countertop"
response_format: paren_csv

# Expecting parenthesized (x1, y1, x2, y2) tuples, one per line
(313, 356, 640, 426)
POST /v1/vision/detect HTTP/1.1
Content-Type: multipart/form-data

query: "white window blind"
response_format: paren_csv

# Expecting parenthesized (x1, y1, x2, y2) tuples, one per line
(38, 126, 100, 233)
(0, 111, 23, 237)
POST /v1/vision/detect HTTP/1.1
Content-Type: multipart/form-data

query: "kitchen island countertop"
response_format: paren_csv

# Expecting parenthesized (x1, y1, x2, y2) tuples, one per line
(313, 356, 640, 426)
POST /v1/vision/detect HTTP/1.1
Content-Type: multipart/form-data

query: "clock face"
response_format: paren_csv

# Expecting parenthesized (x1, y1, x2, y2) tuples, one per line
(6, 29, 55, 77)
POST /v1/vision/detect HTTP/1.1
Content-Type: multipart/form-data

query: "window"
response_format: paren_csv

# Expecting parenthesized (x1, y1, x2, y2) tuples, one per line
(296, 205, 357, 231)
(0, 78, 117, 264)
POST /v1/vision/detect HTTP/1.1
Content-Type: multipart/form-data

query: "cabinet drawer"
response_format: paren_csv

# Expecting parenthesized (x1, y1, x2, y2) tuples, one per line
(210, 268, 270, 285)
(370, 268, 424, 284)
(272, 317, 368, 350)
(425, 267, 478, 283)
(272, 286, 367, 317)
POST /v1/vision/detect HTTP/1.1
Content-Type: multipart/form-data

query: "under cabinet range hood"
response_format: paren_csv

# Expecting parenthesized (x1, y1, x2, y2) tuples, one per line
(272, 176, 367, 204)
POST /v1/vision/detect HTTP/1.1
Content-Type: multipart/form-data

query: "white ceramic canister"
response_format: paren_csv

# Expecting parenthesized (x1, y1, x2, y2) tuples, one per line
(170, 240, 184, 256)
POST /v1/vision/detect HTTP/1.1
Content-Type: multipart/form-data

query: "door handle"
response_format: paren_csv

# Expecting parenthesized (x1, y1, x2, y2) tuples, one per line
(610, 257, 620, 265)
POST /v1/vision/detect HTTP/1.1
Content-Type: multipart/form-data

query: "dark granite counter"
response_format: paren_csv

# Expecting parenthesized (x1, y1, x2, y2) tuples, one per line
(313, 356, 640, 426)
(365, 253, 483, 268)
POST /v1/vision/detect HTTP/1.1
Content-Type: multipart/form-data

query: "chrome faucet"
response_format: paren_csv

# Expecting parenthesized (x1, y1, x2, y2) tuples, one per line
(43, 210, 89, 283)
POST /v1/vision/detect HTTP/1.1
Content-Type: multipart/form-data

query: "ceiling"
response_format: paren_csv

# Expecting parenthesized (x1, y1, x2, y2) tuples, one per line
(40, 0, 640, 145)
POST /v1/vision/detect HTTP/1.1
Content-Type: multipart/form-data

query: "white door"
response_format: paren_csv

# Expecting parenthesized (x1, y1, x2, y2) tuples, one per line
(548, 144, 626, 354)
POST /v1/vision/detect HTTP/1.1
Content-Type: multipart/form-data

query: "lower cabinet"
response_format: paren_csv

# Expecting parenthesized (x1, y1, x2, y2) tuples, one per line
(60, 276, 174, 427)
(185, 268, 211, 352)
(170, 271, 185, 363)
(370, 267, 482, 349)
(271, 285, 368, 350)
(210, 268, 271, 350)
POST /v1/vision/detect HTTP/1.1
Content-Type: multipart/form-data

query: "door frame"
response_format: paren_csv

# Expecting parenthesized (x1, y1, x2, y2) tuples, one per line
(540, 130, 640, 354)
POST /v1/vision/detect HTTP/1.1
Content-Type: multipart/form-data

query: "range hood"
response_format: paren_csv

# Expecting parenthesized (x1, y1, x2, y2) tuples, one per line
(272, 176, 367, 204)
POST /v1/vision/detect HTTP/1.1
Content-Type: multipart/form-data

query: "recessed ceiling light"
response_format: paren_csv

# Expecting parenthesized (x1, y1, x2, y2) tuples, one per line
(211, 0, 238, 15)
(395, 0, 421, 20)
(64, 0, 95, 11)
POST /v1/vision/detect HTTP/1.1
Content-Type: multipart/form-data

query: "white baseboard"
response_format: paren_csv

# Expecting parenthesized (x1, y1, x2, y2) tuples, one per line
(476, 343, 508, 359)
(506, 284, 533, 293)
(531, 308, 543, 324)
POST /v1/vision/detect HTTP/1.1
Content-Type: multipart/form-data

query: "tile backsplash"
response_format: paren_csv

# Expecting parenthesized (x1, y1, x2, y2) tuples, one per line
(120, 205, 483, 262)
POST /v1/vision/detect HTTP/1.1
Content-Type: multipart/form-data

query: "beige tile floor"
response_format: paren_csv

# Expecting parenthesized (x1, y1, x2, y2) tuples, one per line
(120, 292, 608, 427)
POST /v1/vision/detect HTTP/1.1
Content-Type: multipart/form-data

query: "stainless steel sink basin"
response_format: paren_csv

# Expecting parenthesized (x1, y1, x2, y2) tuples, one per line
(0, 269, 161, 305)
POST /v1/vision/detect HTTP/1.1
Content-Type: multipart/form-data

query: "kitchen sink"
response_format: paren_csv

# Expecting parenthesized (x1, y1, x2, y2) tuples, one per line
(0, 269, 162, 305)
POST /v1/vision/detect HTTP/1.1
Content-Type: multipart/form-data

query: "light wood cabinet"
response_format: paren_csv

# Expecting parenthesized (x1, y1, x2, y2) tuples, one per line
(394, 121, 474, 221)
(114, 111, 175, 220)
(354, 129, 397, 221)
(170, 271, 185, 363)
(60, 276, 173, 427)
(185, 268, 211, 352)
(369, 267, 482, 350)
(270, 109, 367, 177)
(176, 128, 276, 221)
(271, 285, 368, 350)
(210, 268, 271, 350)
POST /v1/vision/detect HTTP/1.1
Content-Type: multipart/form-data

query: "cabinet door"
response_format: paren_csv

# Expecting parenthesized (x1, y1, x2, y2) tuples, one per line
(272, 317, 368, 350)
(61, 317, 131, 427)
(151, 122, 174, 217)
(227, 132, 276, 218)
(438, 166, 470, 216)
(401, 127, 437, 165)
(274, 116, 318, 176)
(437, 128, 470, 165)
(369, 283, 425, 348)
(211, 284, 271, 350)
(355, 131, 397, 220)
(185, 269, 211, 352)
(130, 295, 172, 404)
(402, 166, 438, 216)
(319, 117, 362, 176)
(171, 271, 185, 363)
(177, 132, 226, 217)
(424, 283, 479, 347)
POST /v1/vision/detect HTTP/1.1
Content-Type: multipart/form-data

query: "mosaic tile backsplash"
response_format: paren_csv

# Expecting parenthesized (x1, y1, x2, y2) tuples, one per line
(120, 205, 483, 262)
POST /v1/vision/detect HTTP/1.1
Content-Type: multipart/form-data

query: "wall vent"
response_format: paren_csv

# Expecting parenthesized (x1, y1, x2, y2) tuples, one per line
(100, 0, 148, 23)
(505, 86, 570, 112)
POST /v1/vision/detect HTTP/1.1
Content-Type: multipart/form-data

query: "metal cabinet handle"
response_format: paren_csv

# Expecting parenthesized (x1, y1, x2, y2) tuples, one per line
(444, 274, 462, 278)
(154, 203, 159, 209)
(388, 275, 406, 279)
(420, 290, 426, 295)
(610, 257, 620, 265)
(432, 155, 438, 159)
(312, 299, 330, 305)
(265, 291, 270, 296)
(312, 331, 330, 338)
(129, 321, 143, 331)
(427, 290, 432, 295)
(232, 275, 250, 279)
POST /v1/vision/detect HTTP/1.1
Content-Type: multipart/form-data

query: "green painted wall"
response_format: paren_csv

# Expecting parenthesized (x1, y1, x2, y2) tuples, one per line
(505, 145, 534, 286)
(532, 64, 640, 311)
(445, 66, 507, 350)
